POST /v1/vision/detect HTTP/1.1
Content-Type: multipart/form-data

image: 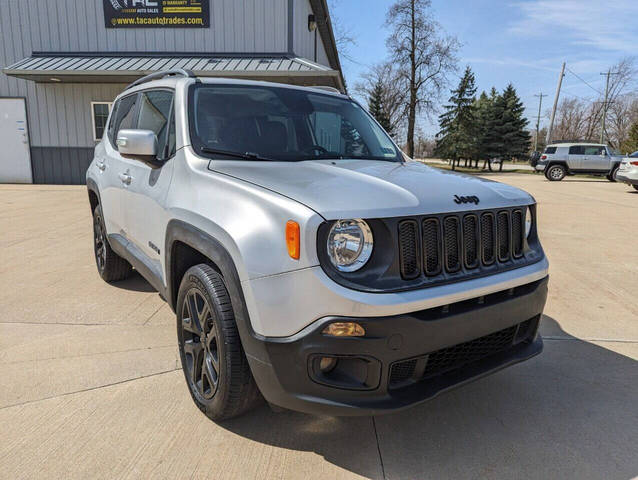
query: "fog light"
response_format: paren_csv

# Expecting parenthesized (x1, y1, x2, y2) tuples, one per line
(322, 322, 365, 337)
(319, 356, 337, 372)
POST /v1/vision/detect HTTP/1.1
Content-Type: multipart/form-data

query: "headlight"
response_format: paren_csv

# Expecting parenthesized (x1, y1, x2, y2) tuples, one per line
(327, 219, 373, 272)
(525, 206, 533, 238)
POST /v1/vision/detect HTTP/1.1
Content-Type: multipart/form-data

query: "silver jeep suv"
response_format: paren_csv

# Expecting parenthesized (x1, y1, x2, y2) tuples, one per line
(87, 70, 549, 420)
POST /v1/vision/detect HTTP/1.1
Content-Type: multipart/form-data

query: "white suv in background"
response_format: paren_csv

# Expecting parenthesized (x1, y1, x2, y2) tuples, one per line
(535, 143, 624, 181)
(616, 152, 638, 191)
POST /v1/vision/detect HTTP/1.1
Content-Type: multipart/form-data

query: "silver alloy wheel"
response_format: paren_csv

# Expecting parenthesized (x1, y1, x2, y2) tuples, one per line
(549, 166, 564, 180)
(93, 212, 106, 271)
(180, 288, 220, 400)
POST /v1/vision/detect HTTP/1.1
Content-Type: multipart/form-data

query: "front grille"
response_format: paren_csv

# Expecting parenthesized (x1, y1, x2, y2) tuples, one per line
(389, 359, 417, 385)
(497, 211, 510, 261)
(398, 220, 419, 279)
(398, 208, 526, 280)
(463, 215, 479, 268)
(443, 217, 461, 272)
(422, 219, 441, 275)
(511, 210, 523, 257)
(481, 213, 496, 264)
(388, 318, 536, 389)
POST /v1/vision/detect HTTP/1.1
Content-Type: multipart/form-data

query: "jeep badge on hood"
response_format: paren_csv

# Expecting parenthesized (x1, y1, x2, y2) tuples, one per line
(454, 195, 480, 205)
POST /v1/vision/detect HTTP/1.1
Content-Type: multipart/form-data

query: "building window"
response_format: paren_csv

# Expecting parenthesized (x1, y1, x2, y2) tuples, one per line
(91, 102, 113, 141)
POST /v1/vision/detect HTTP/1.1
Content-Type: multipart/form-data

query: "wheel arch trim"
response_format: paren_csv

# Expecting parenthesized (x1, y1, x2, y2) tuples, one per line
(546, 161, 568, 170)
(86, 178, 101, 212)
(164, 219, 273, 367)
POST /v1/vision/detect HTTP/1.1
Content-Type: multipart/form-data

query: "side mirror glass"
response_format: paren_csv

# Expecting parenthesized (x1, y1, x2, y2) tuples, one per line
(116, 129, 158, 158)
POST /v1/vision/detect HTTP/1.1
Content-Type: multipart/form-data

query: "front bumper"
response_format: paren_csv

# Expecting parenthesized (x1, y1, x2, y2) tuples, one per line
(246, 276, 548, 416)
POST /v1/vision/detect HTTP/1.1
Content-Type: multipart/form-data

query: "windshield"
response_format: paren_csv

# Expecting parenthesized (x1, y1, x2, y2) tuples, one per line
(609, 148, 621, 155)
(188, 84, 401, 162)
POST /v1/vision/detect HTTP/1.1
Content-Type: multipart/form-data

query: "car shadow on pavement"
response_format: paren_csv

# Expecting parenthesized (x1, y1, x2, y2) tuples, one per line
(220, 315, 638, 480)
(110, 270, 157, 293)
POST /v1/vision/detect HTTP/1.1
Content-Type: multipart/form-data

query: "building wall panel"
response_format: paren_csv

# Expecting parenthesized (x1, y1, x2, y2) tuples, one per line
(0, 0, 338, 184)
(293, 0, 330, 66)
(30, 147, 95, 185)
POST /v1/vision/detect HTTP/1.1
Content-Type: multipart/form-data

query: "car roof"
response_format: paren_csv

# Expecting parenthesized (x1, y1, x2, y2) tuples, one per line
(547, 142, 606, 147)
(117, 76, 347, 100)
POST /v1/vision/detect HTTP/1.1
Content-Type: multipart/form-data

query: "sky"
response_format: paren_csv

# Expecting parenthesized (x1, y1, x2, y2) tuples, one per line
(328, 0, 638, 136)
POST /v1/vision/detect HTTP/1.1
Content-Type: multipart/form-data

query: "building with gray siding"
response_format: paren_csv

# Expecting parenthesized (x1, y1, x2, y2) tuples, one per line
(0, 0, 343, 184)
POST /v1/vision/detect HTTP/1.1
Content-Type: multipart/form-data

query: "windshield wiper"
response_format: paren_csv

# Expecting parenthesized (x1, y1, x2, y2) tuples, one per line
(200, 147, 274, 162)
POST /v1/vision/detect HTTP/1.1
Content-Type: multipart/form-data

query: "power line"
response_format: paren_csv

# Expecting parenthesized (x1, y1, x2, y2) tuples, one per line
(565, 67, 603, 95)
(561, 90, 595, 103)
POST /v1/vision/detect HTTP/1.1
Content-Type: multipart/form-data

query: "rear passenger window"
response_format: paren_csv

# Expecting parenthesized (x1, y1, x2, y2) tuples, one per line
(568, 146, 584, 155)
(544, 147, 557, 154)
(583, 146, 604, 155)
(137, 90, 175, 159)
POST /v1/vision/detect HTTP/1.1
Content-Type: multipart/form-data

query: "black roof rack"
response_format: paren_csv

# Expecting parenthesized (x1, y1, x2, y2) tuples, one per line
(125, 69, 195, 90)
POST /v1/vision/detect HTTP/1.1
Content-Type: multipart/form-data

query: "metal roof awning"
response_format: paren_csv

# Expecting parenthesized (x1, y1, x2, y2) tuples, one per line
(3, 53, 343, 90)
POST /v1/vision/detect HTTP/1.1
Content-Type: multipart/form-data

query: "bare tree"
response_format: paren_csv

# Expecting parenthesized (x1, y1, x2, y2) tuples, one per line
(354, 62, 408, 140)
(413, 132, 436, 159)
(386, 0, 459, 157)
(551, 58, 637, 146)
(551, 98, 592, 142)
(607, 94, 638, 150)
(327, 0, 357, 66)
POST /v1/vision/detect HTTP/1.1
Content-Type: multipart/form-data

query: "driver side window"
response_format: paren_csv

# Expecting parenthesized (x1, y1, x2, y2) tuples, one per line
(137, 90, 175, 160)
(107, 94, 138, 148)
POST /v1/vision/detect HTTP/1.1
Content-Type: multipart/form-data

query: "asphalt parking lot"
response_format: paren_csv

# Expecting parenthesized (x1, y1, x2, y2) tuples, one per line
(1, 174, 637, 480)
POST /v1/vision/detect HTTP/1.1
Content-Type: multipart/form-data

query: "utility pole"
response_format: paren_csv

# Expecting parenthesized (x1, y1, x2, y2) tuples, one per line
(533, 92, 546, 152)
(599, 69, 619, 144)
(546, 62, 565, 145)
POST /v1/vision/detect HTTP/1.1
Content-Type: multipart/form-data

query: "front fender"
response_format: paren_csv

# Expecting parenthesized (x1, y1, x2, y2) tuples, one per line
(163, 219, 273, 368)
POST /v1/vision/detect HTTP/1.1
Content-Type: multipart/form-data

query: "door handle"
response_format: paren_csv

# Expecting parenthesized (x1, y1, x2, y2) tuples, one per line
(96, 160, 106, 171)
(118, 173, 132, 185)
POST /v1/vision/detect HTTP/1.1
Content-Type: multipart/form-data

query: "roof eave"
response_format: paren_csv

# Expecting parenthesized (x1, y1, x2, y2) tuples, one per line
(309, 0, 345, 90)
(2, 67, 342, 90)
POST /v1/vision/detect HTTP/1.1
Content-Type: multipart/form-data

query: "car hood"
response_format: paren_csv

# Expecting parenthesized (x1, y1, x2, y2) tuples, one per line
(207, 159, 534, 219)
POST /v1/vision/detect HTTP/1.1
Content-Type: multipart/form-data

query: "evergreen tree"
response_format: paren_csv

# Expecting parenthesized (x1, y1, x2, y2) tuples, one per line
(473, 91, 493, 167)
(473, 87, 502, 170)
(435, 66, 477, 169)
(620, 121, 638, 153)
(499, 84, 531, 162)
(367, 80, 394, 136)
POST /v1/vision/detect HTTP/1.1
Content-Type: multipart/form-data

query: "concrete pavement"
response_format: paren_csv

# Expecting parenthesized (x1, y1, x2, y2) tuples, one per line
(0, 176, 636, 479)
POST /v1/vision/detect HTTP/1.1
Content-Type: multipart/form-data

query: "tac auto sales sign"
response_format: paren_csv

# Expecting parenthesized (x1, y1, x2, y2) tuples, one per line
(103, 0, 210, 28)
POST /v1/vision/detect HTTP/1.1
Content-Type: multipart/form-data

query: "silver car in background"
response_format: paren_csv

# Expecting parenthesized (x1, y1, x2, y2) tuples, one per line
(616, 151, 638, 191)
(535, 143, 624, 181)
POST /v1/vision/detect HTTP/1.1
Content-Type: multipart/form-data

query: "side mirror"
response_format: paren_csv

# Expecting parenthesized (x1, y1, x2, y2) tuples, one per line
(116, 129, 158, 158)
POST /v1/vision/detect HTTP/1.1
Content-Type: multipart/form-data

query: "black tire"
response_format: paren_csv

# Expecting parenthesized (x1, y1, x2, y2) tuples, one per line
(546, 164, 566, 181)
(633, 184, 638, 192)
(177, 264, 262, 421)
(607, 165, 619, 182)
(93, 204, 132, 282)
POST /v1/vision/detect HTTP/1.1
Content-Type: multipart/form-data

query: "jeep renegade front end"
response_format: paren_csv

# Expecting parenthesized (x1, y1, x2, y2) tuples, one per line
(87, 70, 549, 420)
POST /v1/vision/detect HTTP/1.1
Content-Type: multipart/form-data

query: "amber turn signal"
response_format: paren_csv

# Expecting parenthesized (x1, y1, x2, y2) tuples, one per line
(286, 220, 300, 259)
(322, 322, 365, 337)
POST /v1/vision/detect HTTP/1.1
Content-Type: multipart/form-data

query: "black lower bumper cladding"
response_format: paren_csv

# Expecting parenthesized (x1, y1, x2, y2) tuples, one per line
(247, 276, 548, 416)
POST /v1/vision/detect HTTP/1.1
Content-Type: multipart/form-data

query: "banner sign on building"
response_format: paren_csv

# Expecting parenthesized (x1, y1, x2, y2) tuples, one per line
(103, 0, 210, 28)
